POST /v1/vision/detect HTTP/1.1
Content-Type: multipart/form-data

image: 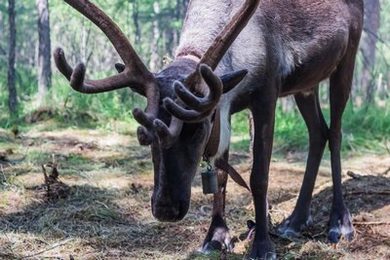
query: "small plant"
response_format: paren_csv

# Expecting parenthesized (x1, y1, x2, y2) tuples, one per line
(41, 160, 70, 200)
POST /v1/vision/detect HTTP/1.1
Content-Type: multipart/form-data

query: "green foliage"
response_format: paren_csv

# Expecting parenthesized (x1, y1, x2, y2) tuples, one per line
(232, 102, 390, 154)
(342, 103, 390, 152)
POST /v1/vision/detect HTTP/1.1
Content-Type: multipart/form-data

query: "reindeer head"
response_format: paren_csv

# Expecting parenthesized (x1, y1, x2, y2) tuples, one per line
(54, 0, 260, 222)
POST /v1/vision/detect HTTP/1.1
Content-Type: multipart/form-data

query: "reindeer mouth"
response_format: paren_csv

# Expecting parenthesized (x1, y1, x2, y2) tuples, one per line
(151, 196, 190, 222)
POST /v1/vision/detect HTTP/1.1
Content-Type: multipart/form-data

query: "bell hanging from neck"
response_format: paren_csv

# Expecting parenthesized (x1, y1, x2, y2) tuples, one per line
(201, 161, 218, 194)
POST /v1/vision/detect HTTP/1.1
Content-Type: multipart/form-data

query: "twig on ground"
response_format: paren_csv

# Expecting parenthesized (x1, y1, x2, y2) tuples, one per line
(311, 230, 326, 238)
(269, 231, 304, 243)
(200, 205, 212, 216)
(353, 221, 390, 226)
(346, 191, 390, 196)
(22, 238, 74, 259)
(347, 171, 363, 180)
(381, 167, 390, 176)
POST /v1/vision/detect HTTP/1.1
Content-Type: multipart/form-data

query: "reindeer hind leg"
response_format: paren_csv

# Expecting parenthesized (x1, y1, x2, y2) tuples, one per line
(327, 51, 360, 243)
(278, 87, 329, 238)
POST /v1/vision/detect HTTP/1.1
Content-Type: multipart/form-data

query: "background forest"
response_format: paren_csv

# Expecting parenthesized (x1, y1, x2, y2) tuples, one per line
(0, 0, 389, 152)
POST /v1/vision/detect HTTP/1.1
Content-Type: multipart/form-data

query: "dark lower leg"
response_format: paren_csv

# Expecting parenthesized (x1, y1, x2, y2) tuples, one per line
(328, 128, 354, 242)
(249, 95, 278, 259)
(279, 90, 328, 236)
(202, 154, 232, 252)
(327, 54, 357, 243)
(329, 131, 344, 209)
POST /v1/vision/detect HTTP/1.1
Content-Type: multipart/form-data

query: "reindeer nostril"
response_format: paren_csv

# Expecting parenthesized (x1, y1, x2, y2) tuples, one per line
(151, 197, 189, 222)
(153, 206, 181, 222)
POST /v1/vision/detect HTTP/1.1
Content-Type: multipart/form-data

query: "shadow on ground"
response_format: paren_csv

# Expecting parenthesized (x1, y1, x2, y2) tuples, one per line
(0, 127, 389, 259)
(0, 184, 202, 259)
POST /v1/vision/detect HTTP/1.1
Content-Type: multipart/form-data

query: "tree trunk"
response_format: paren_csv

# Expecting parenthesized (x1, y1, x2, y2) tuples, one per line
(132, 0, 141, 45)
(174, 0, 189, 46)
(7, 0, 17, 116)
(149, 2, 161, 71)
(280, 96, 295, 113)
(360, 0, 380, 104)
(36, 0, 52, 106)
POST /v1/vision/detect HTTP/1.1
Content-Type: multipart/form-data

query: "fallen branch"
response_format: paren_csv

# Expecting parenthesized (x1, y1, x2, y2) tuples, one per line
(353, 221, 390, 226)
(381, 167, 390, 176)
(347, 171, 363, 179)
(22, 238, 74, 259)
(200, 205, 212, 216)
(346, 191, 390, 196)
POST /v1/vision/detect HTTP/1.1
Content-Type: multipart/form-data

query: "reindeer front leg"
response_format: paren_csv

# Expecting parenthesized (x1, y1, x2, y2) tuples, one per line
(201, 152, 233, 253)
(249, 82, 279, 260)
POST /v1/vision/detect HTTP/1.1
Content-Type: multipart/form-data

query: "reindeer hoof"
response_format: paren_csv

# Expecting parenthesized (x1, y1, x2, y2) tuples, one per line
(201, 240, 223, 253)
(277, 227, 301, 239)
(328, 209, 354, 244)
(200, 226, 234, 254)
(277, 215, 313, 239)
(248, 240, 276, 260)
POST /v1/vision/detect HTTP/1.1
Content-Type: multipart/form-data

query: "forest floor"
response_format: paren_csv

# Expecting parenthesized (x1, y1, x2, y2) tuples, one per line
(0, 123, 389, 259)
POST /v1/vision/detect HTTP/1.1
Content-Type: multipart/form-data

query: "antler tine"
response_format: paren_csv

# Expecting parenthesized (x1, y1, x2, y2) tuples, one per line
(173, 66, 223, 113)
(54, 48, 136, 93)
(175, 65, 223, 112)
(53, 48, 73, 80)
(153, 117, 183, 147)
(163, 99, 211, 123)
(164, 65, 222, 123)
(132, 84, 160, 146)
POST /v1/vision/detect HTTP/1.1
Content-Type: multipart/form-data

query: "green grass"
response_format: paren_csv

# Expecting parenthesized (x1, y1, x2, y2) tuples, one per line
(231, 101, 390, 154)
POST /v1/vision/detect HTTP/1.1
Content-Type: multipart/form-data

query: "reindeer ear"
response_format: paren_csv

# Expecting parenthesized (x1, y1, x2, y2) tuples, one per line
(221, 69, 248, 93)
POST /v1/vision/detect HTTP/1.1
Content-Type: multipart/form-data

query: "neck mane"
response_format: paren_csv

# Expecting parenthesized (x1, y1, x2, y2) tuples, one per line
(176, 0, 232, 60)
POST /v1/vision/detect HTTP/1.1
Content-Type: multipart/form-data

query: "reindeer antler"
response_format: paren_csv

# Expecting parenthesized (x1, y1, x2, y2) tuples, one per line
(164, 64, 223, 123)
(153, 117, 183, 147)
(165, 0, 260, 123)
(54, 0, 159, 146)
(54, 0, 155, 92)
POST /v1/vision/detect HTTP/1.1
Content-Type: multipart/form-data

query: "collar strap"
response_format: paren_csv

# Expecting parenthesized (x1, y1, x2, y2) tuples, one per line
(215, 159, 251, 192)
(203, 108, 221, 160)
(203, 108, 251, 192)
(176, 48, 203, 62)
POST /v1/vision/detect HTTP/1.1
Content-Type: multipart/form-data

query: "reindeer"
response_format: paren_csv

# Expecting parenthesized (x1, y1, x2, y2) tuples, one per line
(54, 0, 364, 258)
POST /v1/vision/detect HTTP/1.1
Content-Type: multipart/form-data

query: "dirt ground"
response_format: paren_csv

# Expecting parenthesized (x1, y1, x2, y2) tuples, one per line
(0, 126, 389, 259)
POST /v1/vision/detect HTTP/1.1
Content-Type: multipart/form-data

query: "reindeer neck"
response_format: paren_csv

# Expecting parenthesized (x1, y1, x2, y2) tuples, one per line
(174, 0, 249, 160)
(176, 0, 233, 60)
